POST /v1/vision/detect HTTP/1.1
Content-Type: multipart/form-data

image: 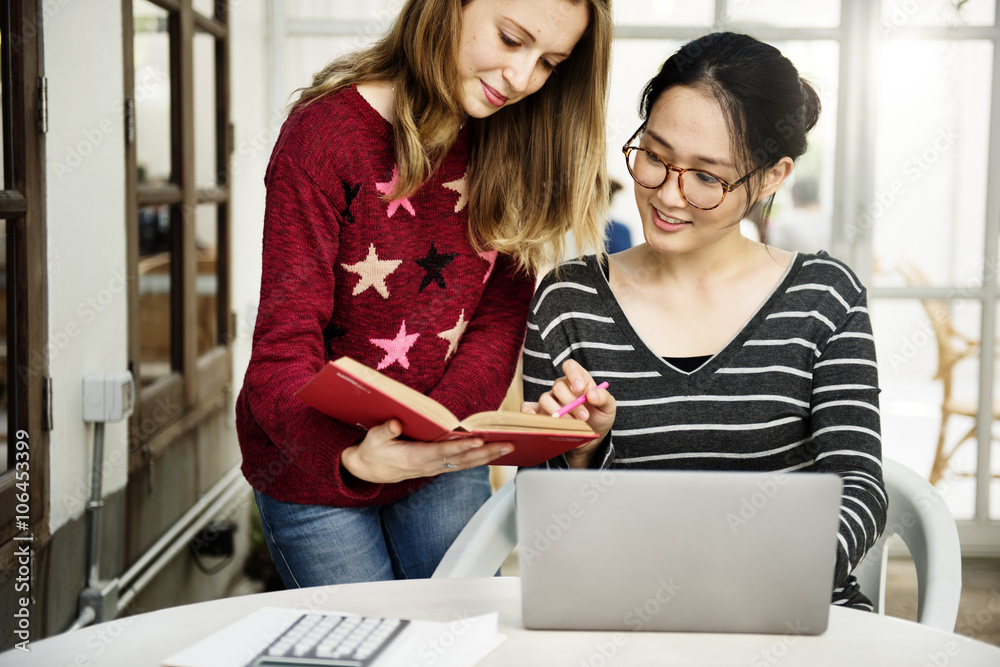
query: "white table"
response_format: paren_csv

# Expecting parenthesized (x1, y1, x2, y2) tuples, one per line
(4, 577, 1000, 666)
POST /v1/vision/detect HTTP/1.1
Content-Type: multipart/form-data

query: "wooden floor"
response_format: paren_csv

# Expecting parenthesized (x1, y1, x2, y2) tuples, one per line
(884, 557, 1000, 647)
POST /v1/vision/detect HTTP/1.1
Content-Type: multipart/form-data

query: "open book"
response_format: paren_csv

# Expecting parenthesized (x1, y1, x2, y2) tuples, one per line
(294, 357, 598, 467)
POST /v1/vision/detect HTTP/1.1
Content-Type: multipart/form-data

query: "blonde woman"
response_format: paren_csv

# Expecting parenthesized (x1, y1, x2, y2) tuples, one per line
(237, 0, 612, 587)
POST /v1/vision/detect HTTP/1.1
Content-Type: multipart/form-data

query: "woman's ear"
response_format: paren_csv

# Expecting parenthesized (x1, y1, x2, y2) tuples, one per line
(760, 157, 795, 200)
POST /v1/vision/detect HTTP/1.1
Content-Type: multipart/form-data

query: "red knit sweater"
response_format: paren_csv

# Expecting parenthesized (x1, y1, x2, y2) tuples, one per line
(236, 86, 535, 508)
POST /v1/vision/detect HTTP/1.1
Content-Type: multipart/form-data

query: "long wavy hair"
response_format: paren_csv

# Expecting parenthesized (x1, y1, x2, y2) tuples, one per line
(294, 0, 612, 274)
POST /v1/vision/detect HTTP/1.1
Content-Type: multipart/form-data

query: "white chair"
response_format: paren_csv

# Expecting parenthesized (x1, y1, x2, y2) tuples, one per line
(852, 459, 963, 631)
(433, 477, 517, 579)
(432, 460, 964, 632)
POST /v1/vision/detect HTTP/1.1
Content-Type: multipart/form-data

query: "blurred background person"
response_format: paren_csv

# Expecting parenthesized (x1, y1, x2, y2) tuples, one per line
(766, 176, 830, 253)
(606, 179, 634, 254)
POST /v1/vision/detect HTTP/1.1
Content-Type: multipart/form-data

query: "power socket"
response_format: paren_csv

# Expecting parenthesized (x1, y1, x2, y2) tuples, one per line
(83, 371, 135, 422)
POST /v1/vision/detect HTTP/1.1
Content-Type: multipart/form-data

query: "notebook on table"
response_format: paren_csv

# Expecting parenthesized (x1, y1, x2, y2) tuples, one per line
(516, 468, 843, 635)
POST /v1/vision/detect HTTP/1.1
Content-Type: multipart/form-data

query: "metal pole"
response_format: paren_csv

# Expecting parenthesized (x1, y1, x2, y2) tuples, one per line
(85, 421, 105, 588)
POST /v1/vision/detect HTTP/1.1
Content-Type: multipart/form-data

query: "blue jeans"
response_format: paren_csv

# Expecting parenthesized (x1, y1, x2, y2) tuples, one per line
(253, 466, 491, 587)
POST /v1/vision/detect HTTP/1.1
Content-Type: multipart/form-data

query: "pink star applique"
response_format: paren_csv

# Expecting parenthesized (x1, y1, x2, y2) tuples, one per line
(478, 250, 498, 283)
(375, 165, 416, 218)
(371, 320, 421, 370)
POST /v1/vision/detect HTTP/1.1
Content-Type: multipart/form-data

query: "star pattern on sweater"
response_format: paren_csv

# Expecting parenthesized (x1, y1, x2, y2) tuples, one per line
(322, 316, 348, 354)
(416, 241, 457, 292)
(375, 165, 416, 218)
(437, 309, 468, 361)
(371, 320, 420, 370)
(341, 179, 361, 224)
(342, 244, 402, 299)
(478, 250, 498, 284)
(443, 173, 468, 212)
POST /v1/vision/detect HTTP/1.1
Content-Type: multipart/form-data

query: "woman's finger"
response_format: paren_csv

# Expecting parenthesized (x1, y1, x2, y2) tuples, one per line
(560, 359, 594, 393)
(435, 442, 511, 473)
(451, 442, 512, 469)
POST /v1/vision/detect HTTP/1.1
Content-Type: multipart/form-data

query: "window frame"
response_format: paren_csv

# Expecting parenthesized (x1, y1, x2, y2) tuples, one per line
(123, 0, 232, 477)
(0, 0, 48, 548)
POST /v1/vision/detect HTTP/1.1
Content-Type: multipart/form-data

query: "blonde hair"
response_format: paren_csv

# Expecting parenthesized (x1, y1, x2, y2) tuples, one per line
(294, 0, 612, 274)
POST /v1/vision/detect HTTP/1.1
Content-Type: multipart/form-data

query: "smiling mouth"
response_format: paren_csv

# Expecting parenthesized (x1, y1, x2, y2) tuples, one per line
(481, 81, 508, 107)
(654, 208, 690, 225)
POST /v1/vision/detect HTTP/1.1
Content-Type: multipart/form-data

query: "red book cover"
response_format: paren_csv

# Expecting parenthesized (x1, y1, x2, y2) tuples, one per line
(294, 357, 598, 467)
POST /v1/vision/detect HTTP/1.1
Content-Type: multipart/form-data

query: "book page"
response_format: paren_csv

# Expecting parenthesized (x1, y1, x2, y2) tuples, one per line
(459, 410, 596, 434)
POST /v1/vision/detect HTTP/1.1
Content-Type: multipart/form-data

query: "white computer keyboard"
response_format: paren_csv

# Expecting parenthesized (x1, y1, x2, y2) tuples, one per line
(250, 612, 410, 667)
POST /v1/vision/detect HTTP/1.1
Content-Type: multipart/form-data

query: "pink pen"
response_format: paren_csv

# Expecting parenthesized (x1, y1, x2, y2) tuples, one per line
(554, 381, 609, 418)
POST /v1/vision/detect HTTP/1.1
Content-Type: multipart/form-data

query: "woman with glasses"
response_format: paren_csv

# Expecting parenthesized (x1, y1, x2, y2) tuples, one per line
(237, 0, 612, 587)
(522, 32, 887, 611)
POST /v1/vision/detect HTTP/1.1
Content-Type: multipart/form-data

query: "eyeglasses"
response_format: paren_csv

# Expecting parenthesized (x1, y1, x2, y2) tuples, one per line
(621, 125, 762, 211)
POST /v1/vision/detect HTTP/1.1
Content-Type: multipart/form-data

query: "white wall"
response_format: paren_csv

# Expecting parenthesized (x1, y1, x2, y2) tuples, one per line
(229, 0, 275, 401)
(43, 0, 130, 532)
(40, 0, 273, 534)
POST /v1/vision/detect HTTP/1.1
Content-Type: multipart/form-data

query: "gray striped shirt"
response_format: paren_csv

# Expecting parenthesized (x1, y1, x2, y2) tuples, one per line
(522, 252, 887, 610)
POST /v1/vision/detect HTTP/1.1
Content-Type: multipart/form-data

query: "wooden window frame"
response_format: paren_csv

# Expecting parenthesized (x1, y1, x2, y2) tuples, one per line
(0, 0, 47, 548)
(123, 0, 232, 475)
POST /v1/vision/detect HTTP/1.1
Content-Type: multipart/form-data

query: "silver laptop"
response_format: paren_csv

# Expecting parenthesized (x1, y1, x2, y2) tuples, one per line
(516, 468, 843, 635)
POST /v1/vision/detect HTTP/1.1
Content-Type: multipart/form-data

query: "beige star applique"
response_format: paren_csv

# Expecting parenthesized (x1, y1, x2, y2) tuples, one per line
(437, 309, 469, 360)
(443, 173, 468, 213)
(342, 244, 402, 299)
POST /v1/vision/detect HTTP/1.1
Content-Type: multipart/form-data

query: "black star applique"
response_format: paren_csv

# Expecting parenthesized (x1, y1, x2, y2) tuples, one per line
(322, 315, 348, 355)
(341, 179, 361, 224)
(415, 242, 457, 292)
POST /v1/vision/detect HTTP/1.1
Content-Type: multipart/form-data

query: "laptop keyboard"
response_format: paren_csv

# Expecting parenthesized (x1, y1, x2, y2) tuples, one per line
(250, 612, 410, 667)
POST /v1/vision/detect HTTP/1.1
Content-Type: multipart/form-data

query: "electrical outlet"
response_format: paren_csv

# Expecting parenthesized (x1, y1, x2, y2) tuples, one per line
(82, 371, 135, 422)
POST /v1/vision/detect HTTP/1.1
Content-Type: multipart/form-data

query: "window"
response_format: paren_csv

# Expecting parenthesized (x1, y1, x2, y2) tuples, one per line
(865, 0, 999, 529)
(124, 0, 231, 474)
(0, 0, 46, 545)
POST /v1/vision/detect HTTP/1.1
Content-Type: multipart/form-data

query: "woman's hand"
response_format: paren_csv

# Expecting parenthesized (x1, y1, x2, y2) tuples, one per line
(520, 359, 616, 468)
(340, 420, 512, 484)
